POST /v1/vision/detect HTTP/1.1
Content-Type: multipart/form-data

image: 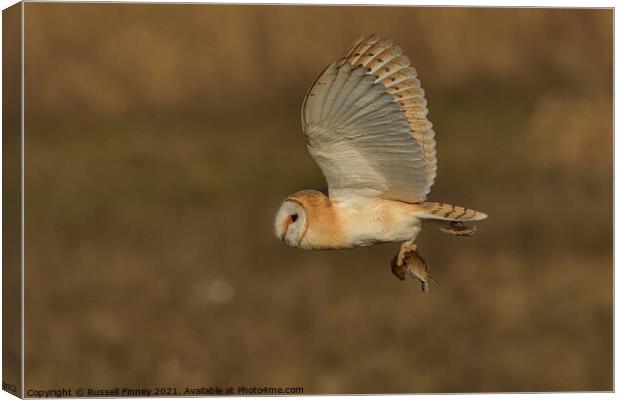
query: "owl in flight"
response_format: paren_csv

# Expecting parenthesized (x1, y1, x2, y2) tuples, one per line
(274, 34, 487, 291)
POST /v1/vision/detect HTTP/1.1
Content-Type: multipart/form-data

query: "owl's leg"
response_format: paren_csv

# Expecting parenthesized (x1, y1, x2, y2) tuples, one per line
(391, 241, 417, 281)
(396, 240, 417, 265)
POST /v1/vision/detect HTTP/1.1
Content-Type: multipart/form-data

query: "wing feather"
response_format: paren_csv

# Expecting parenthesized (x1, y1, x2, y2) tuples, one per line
(301, 34, 437, 203)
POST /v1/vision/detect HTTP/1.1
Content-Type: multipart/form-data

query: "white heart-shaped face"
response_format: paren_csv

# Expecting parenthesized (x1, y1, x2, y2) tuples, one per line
(274, 200, 307, 247)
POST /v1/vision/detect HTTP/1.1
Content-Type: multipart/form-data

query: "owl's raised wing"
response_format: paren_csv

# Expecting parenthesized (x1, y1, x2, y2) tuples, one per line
(301, 34, 437, 203)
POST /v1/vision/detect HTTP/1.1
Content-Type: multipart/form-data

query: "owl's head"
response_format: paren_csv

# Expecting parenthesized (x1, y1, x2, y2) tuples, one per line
(274, 198, 308, 247)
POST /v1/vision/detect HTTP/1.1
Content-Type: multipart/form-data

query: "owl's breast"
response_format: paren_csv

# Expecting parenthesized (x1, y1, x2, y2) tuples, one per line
(332, 198, 423, 247)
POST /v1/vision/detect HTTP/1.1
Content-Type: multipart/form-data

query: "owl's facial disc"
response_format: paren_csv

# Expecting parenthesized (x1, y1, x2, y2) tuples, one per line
(274, 200, 307, 247)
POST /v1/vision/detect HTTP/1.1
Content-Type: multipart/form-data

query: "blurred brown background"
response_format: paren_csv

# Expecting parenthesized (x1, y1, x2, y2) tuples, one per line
(22, 4, 611, 393)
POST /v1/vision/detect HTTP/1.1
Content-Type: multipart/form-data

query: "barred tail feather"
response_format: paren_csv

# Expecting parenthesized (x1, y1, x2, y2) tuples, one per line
(419, 202, 487, 221)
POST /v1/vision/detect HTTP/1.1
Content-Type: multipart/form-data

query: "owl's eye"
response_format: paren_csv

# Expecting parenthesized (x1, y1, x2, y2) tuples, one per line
(291, 214, 298, 223)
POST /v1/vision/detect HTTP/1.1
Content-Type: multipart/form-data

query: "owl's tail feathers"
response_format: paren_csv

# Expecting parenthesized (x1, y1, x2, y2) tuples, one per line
(418, 202, 487, 237)
(419, 202, 488, 222)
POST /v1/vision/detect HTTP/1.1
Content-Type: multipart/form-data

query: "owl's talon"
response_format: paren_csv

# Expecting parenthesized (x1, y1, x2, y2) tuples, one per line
(396, 240, 417, 266)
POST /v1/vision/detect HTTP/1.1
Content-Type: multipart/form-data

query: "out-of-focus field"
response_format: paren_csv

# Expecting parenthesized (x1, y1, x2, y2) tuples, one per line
(22, 5, 611, 393)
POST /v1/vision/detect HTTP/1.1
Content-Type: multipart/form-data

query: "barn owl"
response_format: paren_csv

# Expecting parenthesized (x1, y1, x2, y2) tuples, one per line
(274, 34, 487, 289)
